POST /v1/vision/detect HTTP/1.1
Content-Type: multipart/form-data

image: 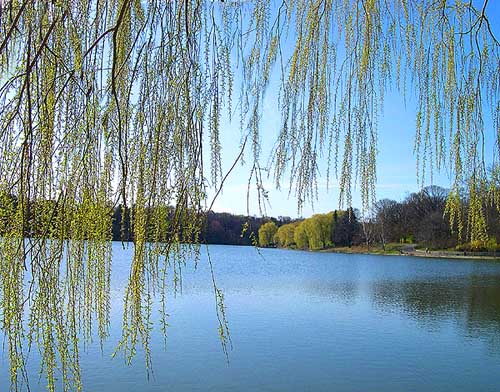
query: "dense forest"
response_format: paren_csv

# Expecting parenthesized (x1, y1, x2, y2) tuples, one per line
(0, 191, 283, 246)
(111, 209, 293, 246)
(111, 208, 293, 246)
(258, 186, 500, 252)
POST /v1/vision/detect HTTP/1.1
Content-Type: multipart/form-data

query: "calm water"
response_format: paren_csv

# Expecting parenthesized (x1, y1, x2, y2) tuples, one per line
(2, 244, 500, 391)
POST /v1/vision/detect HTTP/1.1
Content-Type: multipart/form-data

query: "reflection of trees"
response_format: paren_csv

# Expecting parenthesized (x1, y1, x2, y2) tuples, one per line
(465, 277, 500, 335)
(371, 276, 500, 350)
(305, 280, 359, 305)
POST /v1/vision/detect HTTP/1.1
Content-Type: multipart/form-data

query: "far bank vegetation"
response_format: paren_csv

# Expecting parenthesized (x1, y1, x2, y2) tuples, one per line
(258, 186, 500, 253)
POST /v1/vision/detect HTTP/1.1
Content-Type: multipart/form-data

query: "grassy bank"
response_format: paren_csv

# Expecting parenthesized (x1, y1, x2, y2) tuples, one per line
(319, 243, 500, 261)
(320, 243, 402, 255)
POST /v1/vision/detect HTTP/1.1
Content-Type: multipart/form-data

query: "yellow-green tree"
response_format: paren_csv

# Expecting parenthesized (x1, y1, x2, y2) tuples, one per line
(275, 222, 299, 248)
(287, 213, 334, 250)
(315, 213, 335, 249)
(258, 222, 278, 247)
(302, 217, 321, 250)
(294, 222, 309, 250)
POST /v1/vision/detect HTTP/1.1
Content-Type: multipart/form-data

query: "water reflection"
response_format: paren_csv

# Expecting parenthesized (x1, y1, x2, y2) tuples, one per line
(371, 275, 500, 350)
(304, 280, 360, 305)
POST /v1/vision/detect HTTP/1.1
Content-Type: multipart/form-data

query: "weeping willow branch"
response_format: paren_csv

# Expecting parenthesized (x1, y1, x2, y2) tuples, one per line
(0, 1, 499, 391)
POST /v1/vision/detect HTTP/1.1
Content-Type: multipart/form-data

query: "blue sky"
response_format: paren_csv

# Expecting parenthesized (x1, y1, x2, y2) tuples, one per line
(206, 1, 500, 219)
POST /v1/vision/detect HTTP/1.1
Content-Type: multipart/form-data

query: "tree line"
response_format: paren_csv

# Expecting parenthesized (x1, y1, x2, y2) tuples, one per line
(111, 208, 292, 246)
(2, 185, 499, 252)
(258, 186, 500, 252)
(0, 191, 286, 247)
(367, 186, 500, 251)
(258, 209, 360, 250)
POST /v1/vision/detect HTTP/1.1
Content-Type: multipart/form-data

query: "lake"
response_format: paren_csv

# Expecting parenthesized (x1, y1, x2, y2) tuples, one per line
(2, 244, 500, 391)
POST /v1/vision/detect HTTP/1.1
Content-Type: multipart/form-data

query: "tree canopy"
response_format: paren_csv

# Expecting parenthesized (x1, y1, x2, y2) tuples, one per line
(272, 209, 361, 250)
(0, 0, 499, 390)
(258, 221, 278, 247)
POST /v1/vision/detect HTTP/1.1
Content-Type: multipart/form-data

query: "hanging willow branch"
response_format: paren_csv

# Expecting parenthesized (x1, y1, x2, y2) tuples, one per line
(0, 0, 499, 391)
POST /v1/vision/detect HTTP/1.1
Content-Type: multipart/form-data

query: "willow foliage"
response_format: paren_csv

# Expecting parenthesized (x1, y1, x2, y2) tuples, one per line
(0, 0, 499, 390)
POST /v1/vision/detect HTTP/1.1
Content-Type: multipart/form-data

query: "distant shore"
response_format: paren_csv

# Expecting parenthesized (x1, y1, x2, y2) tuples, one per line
(319, 244, 500, 261)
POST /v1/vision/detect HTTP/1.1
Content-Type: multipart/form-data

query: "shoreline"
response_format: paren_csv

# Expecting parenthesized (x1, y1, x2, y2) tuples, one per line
(320, 245, 500, 262)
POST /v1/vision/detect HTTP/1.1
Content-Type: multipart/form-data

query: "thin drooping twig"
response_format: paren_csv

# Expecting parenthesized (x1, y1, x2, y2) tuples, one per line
(207, 134, 248, 214)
